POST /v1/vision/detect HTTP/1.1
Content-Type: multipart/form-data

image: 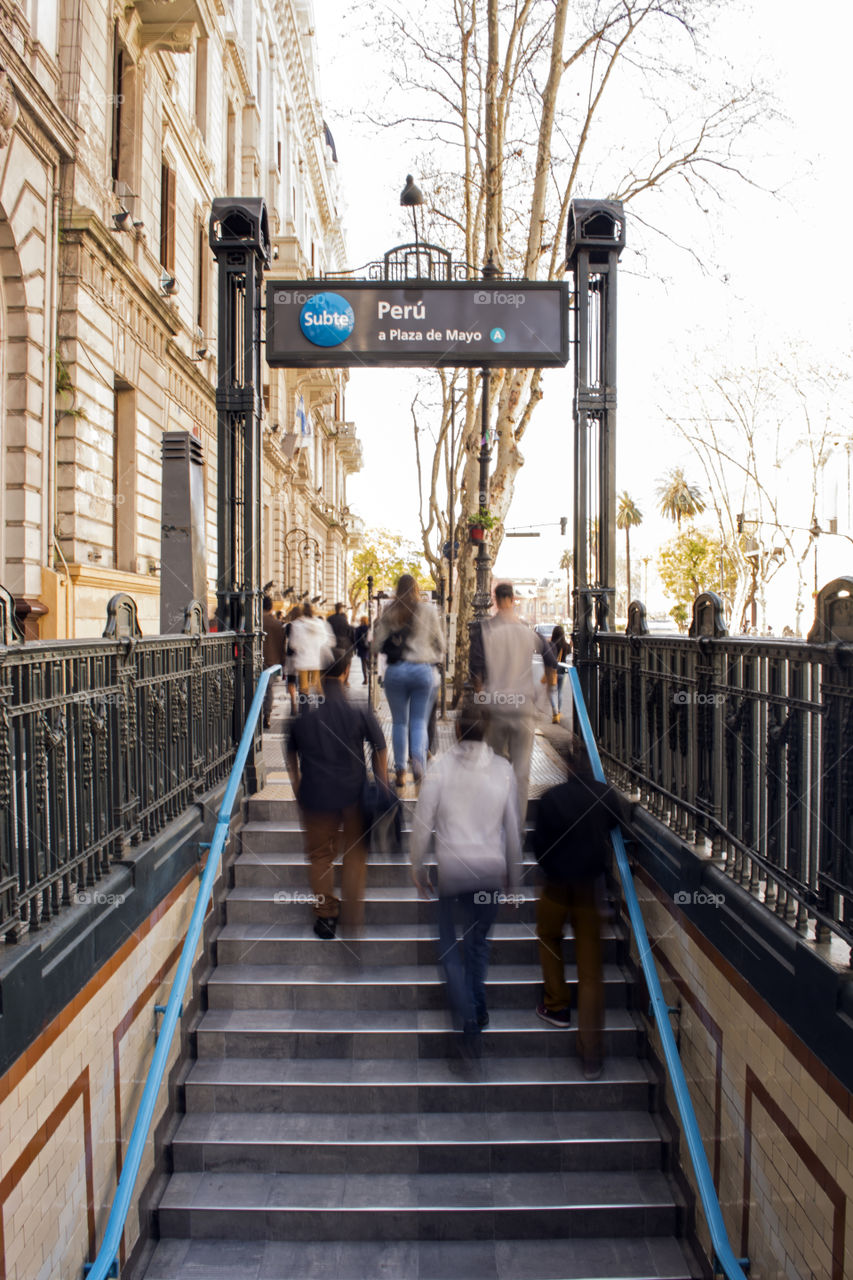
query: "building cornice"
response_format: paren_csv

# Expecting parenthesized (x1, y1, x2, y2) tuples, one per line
(0, 30, 76, 161)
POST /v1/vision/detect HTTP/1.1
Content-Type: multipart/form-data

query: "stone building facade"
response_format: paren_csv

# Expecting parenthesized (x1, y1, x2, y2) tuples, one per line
(0, 0, 360, 638)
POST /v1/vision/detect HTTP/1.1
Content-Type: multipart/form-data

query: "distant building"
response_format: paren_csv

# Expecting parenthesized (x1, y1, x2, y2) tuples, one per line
(0, 0, 361, 637)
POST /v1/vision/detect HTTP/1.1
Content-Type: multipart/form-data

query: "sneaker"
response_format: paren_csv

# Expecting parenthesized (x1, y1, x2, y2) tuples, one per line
(477, 1011, 490, 1029)
(313, 916, 338, 940)
(262, 717, 271, 729)
(536, 1003, 571, 1028)
(583, 1057, 604, 1080)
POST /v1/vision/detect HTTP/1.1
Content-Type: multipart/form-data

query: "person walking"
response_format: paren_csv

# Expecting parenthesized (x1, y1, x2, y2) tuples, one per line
(547, 624, 571, 724)
(286, 653, 389, 939)
(327, 602, 355, 672)
(371, 575, 444, 789)
(289, 602, 334, 707)
(261, 595, 286, 729)
(532, 738, 635, 1079)
(353, 615, 370, 684)
(410, 703, 521, 1060)
(469, 581, 557, 824)
(282, 604, 301, 715)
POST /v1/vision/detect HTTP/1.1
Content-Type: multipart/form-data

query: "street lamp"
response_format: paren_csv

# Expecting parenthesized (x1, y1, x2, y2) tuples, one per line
(400, 174, 424, 248)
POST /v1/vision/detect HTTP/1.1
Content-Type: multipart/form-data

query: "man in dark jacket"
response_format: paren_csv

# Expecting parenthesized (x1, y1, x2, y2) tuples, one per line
(286, 654, 388, 939)
(327, 602, 355, 669)
(533, 739, 635, 1079)
(262, 595, 286, 728)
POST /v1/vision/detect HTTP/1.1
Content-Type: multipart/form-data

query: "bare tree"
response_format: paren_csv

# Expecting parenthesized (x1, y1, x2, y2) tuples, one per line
(356, 0, 770, 684)
(667, 355, 848, 633)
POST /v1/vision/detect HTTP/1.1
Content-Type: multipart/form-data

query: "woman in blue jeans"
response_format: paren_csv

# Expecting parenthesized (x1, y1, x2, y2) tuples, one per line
(371, 575, 445, 788)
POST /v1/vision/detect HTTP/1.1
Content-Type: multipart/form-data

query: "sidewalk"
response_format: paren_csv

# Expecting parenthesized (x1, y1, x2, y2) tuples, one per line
(259, 674, 568, 798)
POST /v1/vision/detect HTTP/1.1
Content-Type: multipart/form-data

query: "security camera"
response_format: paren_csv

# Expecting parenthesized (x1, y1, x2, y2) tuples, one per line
(160, 273, 178, 296)
(113, 209, 131, 230)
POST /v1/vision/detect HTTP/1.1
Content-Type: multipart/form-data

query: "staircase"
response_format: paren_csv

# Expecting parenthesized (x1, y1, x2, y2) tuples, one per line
(142, 786, 698, 1280)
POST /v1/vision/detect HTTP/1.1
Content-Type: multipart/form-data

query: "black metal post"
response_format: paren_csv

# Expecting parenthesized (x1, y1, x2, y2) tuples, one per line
(566, 200, 625, 715)
(367, 573, 375, 709)
(209, 198, 271, 790)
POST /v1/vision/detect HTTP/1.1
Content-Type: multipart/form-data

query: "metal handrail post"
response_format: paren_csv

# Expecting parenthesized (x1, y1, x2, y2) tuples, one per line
(568, 666, 749, 1280)
(82, 665, 280, 1280)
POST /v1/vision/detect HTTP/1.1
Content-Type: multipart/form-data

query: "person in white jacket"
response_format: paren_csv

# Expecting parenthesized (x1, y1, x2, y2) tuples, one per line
(410, 703, 521, 1060)
(288, 603, 334, 705)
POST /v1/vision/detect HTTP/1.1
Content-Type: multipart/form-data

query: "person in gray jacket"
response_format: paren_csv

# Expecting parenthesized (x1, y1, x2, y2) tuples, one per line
(371, 575, 445, 788)
(411, 703, 521, 1060)
(469, 581, 557, 823)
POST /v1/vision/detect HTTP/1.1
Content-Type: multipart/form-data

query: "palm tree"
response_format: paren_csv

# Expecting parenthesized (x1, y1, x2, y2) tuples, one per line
(656, 468, 706, 530)
(616, 492, 643, 603)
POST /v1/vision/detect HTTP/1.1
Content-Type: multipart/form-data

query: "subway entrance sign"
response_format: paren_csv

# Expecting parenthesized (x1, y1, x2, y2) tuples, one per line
(265, 280, 569, 368)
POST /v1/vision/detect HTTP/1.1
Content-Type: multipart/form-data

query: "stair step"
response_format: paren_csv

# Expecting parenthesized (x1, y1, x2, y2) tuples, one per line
(233, 851, 545, 889)
(171, 1109, 664, 1174)
(184, 1055, 653, 1115)
(224, 884, 542, 927)
(193, 1006, 641, 1059)
(144, 1234, 694, 1280)
(214, 923, 629, 972)
(156, 1168, 681, 1241)
(239, 821, 541, 856)
(206, 962, 624, 1010)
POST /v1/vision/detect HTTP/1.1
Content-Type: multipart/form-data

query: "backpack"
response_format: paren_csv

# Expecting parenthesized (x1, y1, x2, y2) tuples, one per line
(381, 625, 409, 665)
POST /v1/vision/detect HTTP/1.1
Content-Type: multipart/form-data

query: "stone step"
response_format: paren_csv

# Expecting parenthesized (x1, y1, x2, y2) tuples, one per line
(224, 884, 543, 927)
(171, 1108, 664, 1175)
(233, 846, 544, 886)
(193, 1006, 642, 1061)
(155, 1168, 681, 1242)
(246, 795, 543, 825)
(213, 923, 630, 973)
(206, 960, 622, 1010)
(144, 1234, 694, 1280)
(239, 820, 541, 857)
(183, 1055, 654, 1115)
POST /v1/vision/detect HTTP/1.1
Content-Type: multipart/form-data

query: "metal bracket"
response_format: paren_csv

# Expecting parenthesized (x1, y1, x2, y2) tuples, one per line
(83, 1261, 119, 1278)
(714, 1255, 750, 1276)
(649, 1002, 680, 1020)
(198, 840, 211, 876)
(154, 1003, 182, 1044)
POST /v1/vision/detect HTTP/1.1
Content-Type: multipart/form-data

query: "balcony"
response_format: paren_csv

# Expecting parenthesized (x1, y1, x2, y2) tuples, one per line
(131, 0, 205, 51)
(335, 420, 363, 473)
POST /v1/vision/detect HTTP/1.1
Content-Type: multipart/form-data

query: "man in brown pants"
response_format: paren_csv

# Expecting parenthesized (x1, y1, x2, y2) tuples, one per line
(533, 739, 635, 1078)
(286, 654, 388, 939)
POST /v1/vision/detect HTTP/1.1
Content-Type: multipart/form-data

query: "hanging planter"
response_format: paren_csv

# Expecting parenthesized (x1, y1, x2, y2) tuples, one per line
(467, 508, 496, 544)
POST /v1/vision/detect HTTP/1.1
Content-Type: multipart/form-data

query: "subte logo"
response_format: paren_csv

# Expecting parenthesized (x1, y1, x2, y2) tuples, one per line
(299, 292, 355, 347)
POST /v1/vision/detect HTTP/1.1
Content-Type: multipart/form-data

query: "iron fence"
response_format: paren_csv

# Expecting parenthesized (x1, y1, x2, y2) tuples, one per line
(0, 593, 237, 943)
(594, 587, 853, 961)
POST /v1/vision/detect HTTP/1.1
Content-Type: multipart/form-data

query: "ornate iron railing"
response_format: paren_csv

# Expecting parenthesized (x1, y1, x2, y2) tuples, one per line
(593, 586, 853, 961)
(0, 592, 237, 944)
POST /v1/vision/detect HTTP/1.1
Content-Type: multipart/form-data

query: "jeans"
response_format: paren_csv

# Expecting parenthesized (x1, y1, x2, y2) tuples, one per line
(382, 660, 437, 774)
(302, 804, 367, 929)
(437, 891, 499, 1032)
(486, 714, 534, 825)
(536, 880, 603, 1066)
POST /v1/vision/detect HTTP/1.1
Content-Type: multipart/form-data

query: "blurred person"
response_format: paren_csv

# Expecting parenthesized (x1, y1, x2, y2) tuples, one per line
(353, 615, 370, 684)
(410, 703, 521, 1060)
(547, 624, 571, 724)
(533, 738, 636, 1079)
(261, 595, 286, 729)
(286, 653, 388, 939)
(371, 575, 445, 789)
(327, 602, 356, 676)
(469, 581, 557, 823)
(282, 604, 302, 715)
(289, 602, 334, 707)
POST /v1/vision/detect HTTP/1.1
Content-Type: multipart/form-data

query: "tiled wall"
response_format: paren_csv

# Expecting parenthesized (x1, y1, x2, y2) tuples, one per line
(0, 869, 202, 1280)
(631, 869, 853, 1280)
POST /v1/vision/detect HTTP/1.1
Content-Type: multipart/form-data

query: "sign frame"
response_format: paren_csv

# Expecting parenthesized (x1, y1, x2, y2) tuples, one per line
(265, 278, 570, 369)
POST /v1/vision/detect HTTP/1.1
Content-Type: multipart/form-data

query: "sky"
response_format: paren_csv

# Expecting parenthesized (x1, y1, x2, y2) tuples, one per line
(311, 0, 853, 613)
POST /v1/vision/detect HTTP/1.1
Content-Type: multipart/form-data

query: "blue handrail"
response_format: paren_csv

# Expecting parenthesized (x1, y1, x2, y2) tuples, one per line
(83, 665, 280, 1280)
(568, 667, 748, 1280)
